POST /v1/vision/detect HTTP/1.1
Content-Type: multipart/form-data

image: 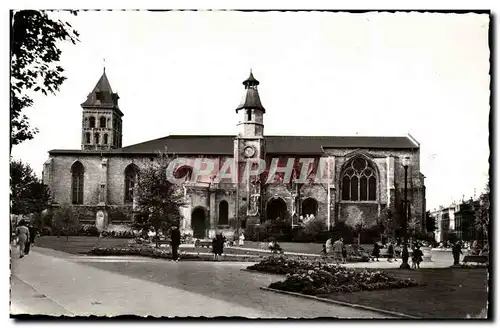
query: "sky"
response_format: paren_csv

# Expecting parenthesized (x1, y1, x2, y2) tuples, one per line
(10, 10, 490, 211)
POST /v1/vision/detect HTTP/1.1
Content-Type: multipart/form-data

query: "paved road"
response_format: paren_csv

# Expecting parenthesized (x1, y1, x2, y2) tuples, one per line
(10, 246, 390, 318)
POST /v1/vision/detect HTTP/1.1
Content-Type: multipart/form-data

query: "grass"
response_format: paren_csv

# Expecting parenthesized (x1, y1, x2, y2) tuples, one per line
(318, 268, 489, 319)
(35, 236, 130, 254)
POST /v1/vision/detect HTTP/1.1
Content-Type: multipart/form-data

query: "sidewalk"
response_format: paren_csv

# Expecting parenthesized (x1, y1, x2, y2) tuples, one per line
(10, 246, 390, 318)
(10, 247, 267, 317)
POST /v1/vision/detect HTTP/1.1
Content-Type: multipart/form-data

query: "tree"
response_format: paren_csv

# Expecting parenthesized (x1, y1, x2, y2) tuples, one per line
(378, 206, 400, 240)
(425, 211, 436, 233)
(474, 184, 490, 241)
(10, 159, 51, 215)
(344, 209, 377, 245)
(52, 203, 80, 241)
(133, 153, 187, 248)
(10, 10, 79, 151)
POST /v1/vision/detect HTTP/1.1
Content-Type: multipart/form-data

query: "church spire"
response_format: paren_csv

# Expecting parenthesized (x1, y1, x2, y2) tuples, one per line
(236, 70, 265, 113)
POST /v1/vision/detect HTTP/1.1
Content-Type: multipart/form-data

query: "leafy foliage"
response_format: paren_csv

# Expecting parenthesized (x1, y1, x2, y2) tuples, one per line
(52, 203, 80, 241)
(425, 211, 436, 233)
(474, 185, 490, 240)
(10, 159, 51, 215)
(344, 211, 377, 245)
(133, 153, 187, 248)
(10, 10, 79, 150)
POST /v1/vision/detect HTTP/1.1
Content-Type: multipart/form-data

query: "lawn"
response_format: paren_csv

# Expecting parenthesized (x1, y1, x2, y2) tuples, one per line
(34, 236, 266, 257)
(35, 236, 131, 254)
(318, 268, 489, 319)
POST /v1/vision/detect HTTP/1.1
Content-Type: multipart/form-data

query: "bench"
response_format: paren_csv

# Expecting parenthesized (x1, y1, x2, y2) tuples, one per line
(194, 239, 212, 248)
(463, 255, 488, 264)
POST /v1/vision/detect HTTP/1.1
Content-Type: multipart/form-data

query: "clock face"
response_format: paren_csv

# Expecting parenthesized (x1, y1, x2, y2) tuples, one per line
(244, 146, 256, 158)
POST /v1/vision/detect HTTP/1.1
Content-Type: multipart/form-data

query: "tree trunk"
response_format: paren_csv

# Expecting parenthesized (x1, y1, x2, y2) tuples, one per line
(155, 228, 159, 248)
(66, 234, 69, 242)
(357, 232, 361, 245)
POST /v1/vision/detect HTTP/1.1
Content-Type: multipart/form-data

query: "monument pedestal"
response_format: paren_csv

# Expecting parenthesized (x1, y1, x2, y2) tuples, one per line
(95, 203, 109, 232)
(245, 215, 261, 227)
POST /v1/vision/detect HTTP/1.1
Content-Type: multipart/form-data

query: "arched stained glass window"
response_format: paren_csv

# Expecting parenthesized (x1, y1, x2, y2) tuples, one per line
(341, 158, 377, 201)
(71, 161, 84, 204)
(124, 164, 140, 203)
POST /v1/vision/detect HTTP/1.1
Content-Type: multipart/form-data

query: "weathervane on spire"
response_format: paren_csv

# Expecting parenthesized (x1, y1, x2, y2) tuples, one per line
(103, 58, 106, 73)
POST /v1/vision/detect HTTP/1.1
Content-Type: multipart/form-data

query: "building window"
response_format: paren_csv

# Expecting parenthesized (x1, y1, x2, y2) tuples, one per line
(100, 116, 106, 128)
(71, 161, 84, 204)
(89, 117, 96, 128)
(124, 164, 140, 203)
(246, 109, 252, 121)
(103, 134, 108, 145)
(341, 157, 377, 201)
(219, 201, 229, 225)
(85, 132, 91, 144)
(94, 133, 100, 145)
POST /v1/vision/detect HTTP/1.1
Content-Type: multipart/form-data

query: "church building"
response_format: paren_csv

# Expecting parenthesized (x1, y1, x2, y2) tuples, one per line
(43, 69, 426, 239)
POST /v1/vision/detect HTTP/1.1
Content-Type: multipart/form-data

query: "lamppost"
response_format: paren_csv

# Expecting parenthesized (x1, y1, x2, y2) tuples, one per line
(400, 156, 411, 269)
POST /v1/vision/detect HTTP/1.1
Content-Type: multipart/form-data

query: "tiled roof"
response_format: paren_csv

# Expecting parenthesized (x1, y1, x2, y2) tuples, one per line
(235, 88, 266, 113)
(80, 71, 122, 116)
(49, 135, 418, 156)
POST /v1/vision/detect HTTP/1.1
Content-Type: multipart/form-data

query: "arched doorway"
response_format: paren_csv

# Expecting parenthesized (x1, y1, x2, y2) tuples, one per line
(191, 207, 206, 239)
(219, 201, 229, 225)
(266, 197, 287, 221)
(302, 198, 318, 217)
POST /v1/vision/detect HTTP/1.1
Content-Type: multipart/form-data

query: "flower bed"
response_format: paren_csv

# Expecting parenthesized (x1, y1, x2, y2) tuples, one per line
(87, 246, 261, 262)
(451, 263, 489, 269)
(88, 246, 200, 260)
(248, 256, 419, 295)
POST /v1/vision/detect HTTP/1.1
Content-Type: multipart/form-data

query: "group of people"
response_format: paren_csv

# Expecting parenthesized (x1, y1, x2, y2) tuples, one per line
(13, 220, 37, 258)
(322, 237, 347, 263)
(371, 240, 424, 268)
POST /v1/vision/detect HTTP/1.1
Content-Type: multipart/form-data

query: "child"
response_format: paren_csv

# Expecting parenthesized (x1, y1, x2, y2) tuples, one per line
(321, 244, 327, 259)
(341, 245, 347, 264)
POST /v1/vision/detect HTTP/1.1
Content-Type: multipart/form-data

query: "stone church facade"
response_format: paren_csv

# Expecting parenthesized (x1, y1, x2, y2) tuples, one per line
(43, 70, 426, 239)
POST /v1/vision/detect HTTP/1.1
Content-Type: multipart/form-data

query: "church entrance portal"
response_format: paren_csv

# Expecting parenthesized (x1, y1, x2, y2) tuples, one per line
(191, 207, 206, 239)
(266, 197, 287, 221)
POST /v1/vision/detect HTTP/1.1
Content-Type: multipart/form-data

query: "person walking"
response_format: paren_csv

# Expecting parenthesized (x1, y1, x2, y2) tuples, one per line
(387, 241, 394, 263)
(212, 233, 224, 261)
(238, 232, 245, 246)
(15, 220, 30, 258)
(341, 244, 347, 264)
(333, 238, 344, 263)
(412, 245, 423, 269)
(452, 241, 463, 266)
(372, 241, 381, 262)
(170, 225, 181, 262)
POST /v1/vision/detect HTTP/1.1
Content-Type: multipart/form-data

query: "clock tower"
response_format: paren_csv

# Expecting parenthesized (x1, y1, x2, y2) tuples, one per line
(234, 70, 266, 228)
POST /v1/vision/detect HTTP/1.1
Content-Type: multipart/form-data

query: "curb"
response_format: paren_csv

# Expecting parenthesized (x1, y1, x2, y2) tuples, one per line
(260, 287, 420, 319)
(240, 268, 285, 276)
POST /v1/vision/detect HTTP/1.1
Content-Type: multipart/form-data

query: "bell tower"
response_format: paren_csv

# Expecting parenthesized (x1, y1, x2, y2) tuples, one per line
(236, 70, 265, 138)
(80, 68, 123, 151)
(234, 70, 266, 228)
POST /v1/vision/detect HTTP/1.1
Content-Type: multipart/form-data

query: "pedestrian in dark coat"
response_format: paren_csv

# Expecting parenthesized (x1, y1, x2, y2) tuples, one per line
(372, 242, 380, 261)
(212, 233, 224, 260)
(452, 241, 463, 266)
(170, 226, 181, 262)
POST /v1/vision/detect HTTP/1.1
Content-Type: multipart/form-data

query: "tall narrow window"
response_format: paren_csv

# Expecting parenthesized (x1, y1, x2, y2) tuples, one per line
(94, 133, 99, 145)
(103, 134, 108, 145)
(89, 117, 96, 128)
(219, 201, 229, 225)
(341, 157, 377, 201)
(246, 109, 252, 121)
(124, 164, 140, 203)
(100, 116, 106, 128)
(85, 132, 91, 144)
(71, 161, 84, 204)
